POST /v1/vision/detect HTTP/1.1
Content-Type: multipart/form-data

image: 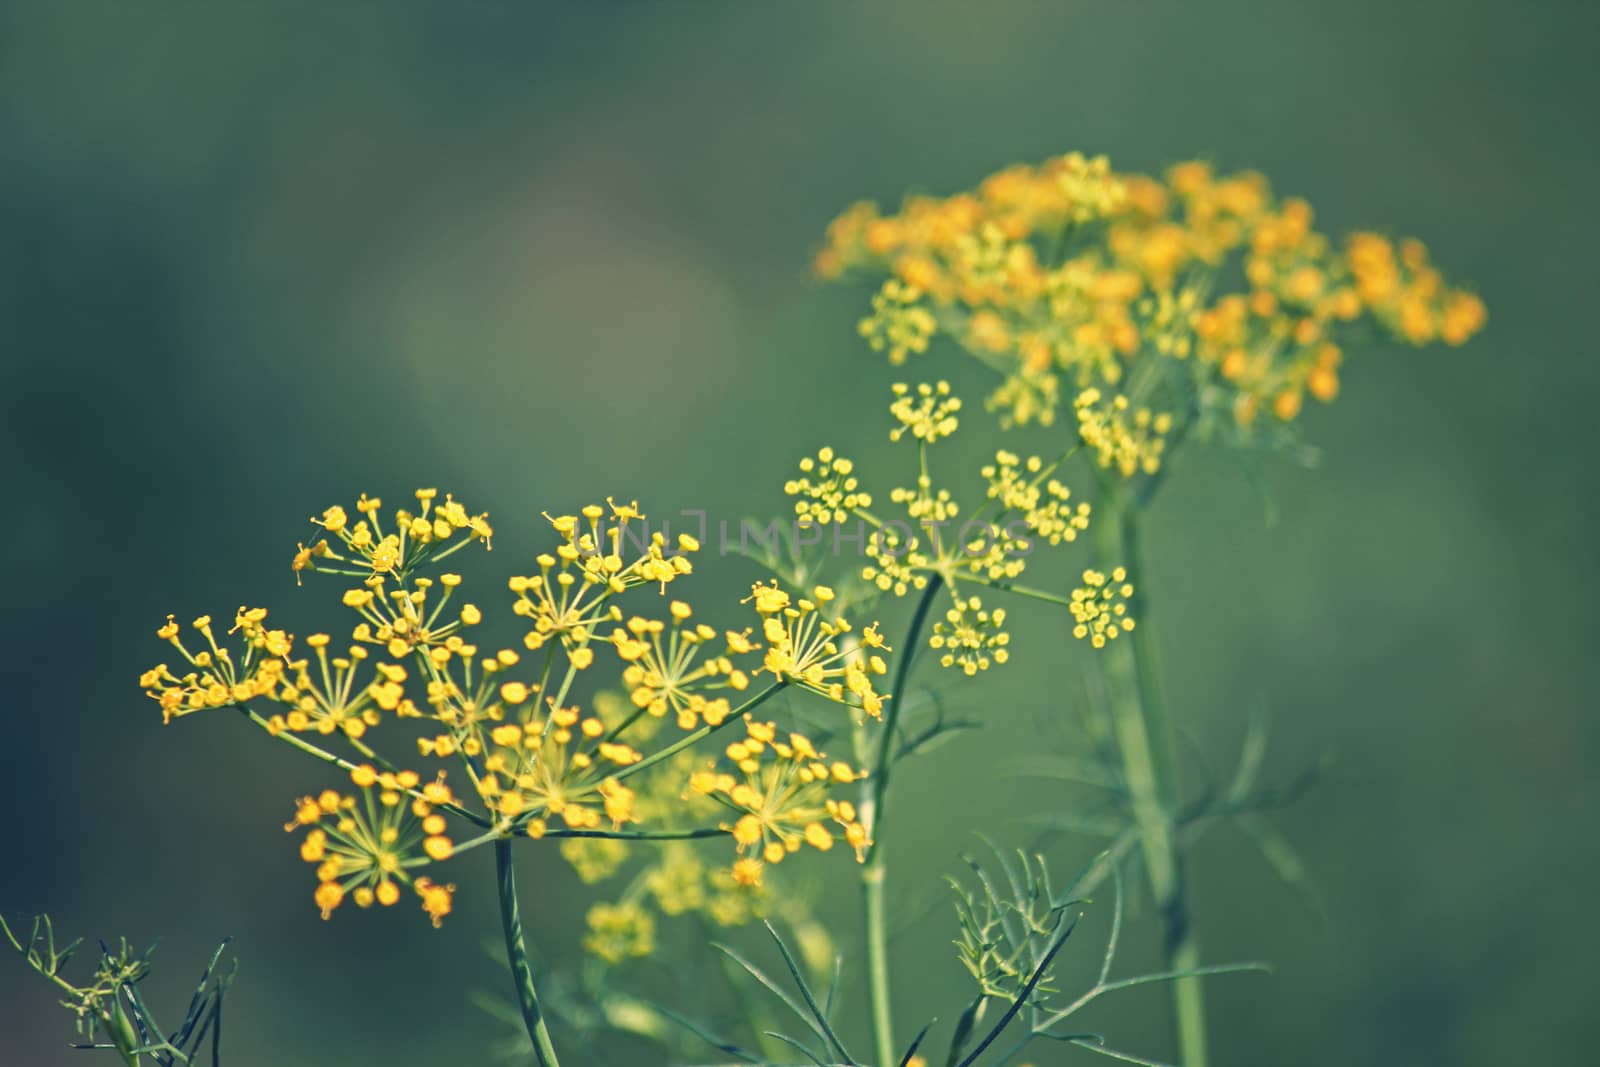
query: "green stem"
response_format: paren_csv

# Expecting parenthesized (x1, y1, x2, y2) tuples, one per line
(862, 573, 945, 1067)
(1095, 494, 1208, 1067)
(233, 705, 492, 827)
(863, 865, 892, 1067)
(495, 839, 562, 1067)
(611, 681, 786, 783)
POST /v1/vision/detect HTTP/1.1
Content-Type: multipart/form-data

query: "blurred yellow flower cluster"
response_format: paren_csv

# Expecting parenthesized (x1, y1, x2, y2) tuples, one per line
(1069, 568, 1136, 649)
(817, 151, 1485, 437)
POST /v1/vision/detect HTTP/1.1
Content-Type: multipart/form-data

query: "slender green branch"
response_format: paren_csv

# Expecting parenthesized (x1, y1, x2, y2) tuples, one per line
(346, 733, 399, 774)
(495, 839, 562, 1067)
(612, 682, 787, 783)
(532, 826, 729, 842)
(968, 577, 1075, 607)
(862, 572, 945, 1067)
(231, 704, 493, 828)
(862, 867, 893, 1067)
(867, 575, 946, 854)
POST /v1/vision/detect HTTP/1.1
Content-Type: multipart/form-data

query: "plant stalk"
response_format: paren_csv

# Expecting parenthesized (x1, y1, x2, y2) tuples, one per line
(861, 573, 945, 1067)
(495, 839, 562, 1067)
(1095, 496, 1208, 1067)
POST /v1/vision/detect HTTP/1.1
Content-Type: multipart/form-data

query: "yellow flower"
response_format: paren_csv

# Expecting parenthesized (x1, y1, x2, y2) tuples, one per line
(413, 877, 456, 928)
(1070, 568, 1136, 649)
(889, 380, 962, 444)
(785, 447, 871, 527)
(609, 607, 756, 730)
(340, 574, 475, 662)
(301, 489, 491, 581)
(510, 502, 697, 662)
(746, 582, 889, 716)
(584, 902, 656, 964)
(1074, 388, 1172, 478)
(471, 699, 643, 832)
(859, 279, 936, 364)
(691, 718, 869, 871)
(644, 842, 708, 915)
(981, 450, 1091, 546)
(140, 607, 289, 723)
(284, 765, 457, 925)
(561, 837, 630, 883)
(930, 595, 1010, 675)
(819, 150, 1484, 440)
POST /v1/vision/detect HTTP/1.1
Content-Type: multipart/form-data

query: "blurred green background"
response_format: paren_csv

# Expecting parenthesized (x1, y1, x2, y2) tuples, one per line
(3, 2, 1595, 1064)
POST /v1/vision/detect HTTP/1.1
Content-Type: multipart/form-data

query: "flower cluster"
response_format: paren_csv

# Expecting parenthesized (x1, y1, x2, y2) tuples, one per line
(817, 151, 1485, 439)
(140, 609, 290, 723)
(786, 382, 1130, 662)
(610, 603, 756, 730)
(265, 636, 386, 737)
(930, 595, 1010, 675)
(511, 501, 700, 666)
(341, 573, 480, 662)
(889, 380, 963, 444)
(140, 460, 1126, 943)
(981, 450, 1091, 546)
(295, 489, 493, 583)
(284, 764, 458, 926)
(584, 902, 656, 964)
(1073, 388, 1173, 478)
(1069, 568, 1136, 649)
(786, 447, 872, 527)
(858, 279, 937, 364)
(473, 700, 644, 836)
(688, 717, 868, 887)
(747, 582, 889, 717)
(147, 489, 902, 931)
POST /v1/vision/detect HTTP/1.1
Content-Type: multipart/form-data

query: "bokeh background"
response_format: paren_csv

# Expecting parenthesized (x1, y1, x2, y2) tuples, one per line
(3, 2, 1595, 1064)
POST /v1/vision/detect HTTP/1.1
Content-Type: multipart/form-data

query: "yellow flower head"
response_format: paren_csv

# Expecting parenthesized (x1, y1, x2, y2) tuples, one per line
(859, 280, 936, 365)
(644, 842, 708, 916)
(560, 836, 631, 884)
(1070, 567, 1136, 649)
(889, 380, 962, 444)
(981, 450, 1092, 546)
(263, 639, 397, 738)
(584, 901, 656, 965)
(745, 582, 889, 717)
(469, 698, 643, 833)
(609, 606, 756, 731)
(301, 489, 491, 582)
(340, 574, 475, 662)
(284, 765, 456, 925)
(141, 607, 289, 723)
(930, 595, 1010, 675)
(1074, 389, 1172, 478)
(818, 150, 1484, 441)
(691, 717, 869, 870)
(511, 502, 697, 661)
(785, 447, 871, 527)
